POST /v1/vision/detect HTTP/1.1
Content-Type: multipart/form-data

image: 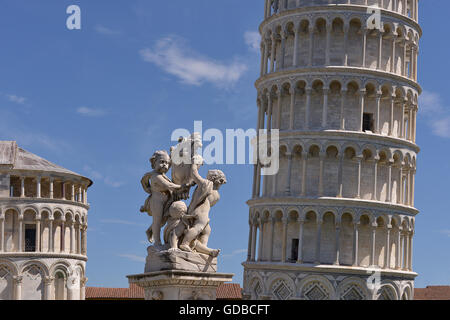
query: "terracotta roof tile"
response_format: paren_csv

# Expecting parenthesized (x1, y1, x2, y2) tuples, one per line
(414, 286, 450, 300)
(86, 283, 241, 300)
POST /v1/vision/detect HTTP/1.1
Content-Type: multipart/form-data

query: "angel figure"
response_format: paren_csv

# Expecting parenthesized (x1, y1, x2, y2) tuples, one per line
(140, 150, 186, 246)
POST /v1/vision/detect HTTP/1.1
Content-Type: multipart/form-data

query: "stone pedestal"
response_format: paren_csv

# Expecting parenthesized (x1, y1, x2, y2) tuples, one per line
(127, 246, 234, 300)
(128, 270, 234, 300)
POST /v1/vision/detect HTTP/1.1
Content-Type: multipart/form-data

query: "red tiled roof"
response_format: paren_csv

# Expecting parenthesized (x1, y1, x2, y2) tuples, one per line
(414, 286, 450, 300)
(216, 283, 242, 300)
(86, 283, 242, 300)
(86, 284, 144, 300)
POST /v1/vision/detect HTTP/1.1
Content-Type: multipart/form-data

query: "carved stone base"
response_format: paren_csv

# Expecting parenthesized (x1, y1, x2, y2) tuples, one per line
(127, 270, 234, 300)
(145, 246, 218, 273)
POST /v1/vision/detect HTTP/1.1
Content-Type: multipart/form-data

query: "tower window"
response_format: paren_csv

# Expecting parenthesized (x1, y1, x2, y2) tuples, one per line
(291, 239, 299, 262)
(25, 225, 36, 252)
(363, 113, 374, 132)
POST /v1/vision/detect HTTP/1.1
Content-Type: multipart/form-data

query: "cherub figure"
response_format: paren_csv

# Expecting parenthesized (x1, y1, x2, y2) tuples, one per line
(140, 150, 185, 246)
(178, 156, 227, 257)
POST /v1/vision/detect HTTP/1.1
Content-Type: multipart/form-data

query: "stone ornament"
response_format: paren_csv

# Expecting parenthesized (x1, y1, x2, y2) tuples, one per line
(140, 134, 226, 272)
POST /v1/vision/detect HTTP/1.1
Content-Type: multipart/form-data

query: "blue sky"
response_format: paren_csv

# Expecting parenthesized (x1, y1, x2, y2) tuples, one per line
(0, 0, 448, 289)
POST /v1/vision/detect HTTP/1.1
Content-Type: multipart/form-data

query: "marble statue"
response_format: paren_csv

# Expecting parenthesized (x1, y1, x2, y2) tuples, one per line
(140, 134, 226, 259)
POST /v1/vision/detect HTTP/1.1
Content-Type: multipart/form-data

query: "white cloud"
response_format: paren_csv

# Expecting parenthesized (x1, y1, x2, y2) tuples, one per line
(244, 31, 261, 53)
(419, 90, 443, 114)
(222, 249, 248, 259)
(118, 254, 145, 263)
(433, 117, 450, 138)
(6, 94, 27, 105)
(441, 230, 450, 237)
(139, 36, 248, 87)
(76, 107, 107, 117)
(83, 165, 124, 188)
(100, 219, 147, 227)
(94, 25, 122, 36)
(419, 90, 450, 138)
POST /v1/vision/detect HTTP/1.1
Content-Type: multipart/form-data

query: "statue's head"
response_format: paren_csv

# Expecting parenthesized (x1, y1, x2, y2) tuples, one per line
(169, 201, 188, 219)
(150, 150, 171, 173)
(207, 170, 227, 187)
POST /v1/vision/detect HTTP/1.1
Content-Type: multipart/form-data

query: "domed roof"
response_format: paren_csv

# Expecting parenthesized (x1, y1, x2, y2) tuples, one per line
(0, 141, 92, 185)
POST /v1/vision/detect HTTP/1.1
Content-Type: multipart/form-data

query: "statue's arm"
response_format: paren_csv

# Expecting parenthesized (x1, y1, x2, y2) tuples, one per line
(155, 175, 182, 192)
(190, 163, 206, 186)
(141, 173, 152, 194)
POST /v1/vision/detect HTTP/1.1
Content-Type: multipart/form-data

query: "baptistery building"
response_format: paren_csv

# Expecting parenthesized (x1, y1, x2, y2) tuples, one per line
(0, 141, 91, 300)
(243, 0, 420, 300)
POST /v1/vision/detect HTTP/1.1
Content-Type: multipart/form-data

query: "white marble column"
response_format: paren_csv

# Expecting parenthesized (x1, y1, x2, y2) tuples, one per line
(325, 23, 331, 65)
(297, 219, 304, 264)
(375, 92, 382, 134)
(318, 153, 325, 196)
(18, 216, 23, 252)
(359, 90, 366, 132)
(389, 94, 395, 136)
(20, 177, 25, 198)
(396, 227, 402, 270)
(337, 155, 344, 198)
(257, 220, 264, 261)
(409, 231, 414, 270)
(315, 220, 322, 264)
(48, 219, 54, 253)
(279, 32, 286, 70)
(356, 156, 363, 199)
(44, 277, 54, 300)
(269, 217, 275, 261)
(340, 89, 347, 130)
(370, 224, 377, 267)
(399, 166, 404, 204)
(36, 176, 41, 198)
(301, 151, 308, 197)
(49, 178, 54, 199)
(385, 225, 391, 269)
(276, 90, 282, 130)
(267, 92, 273, 131)
(343, 24, 349, 66)
(387, 160, 393, 203)
(270, 35, 276, 73)
(308, 26, 314, 66)
(251, 222, 257, 261)
(70, 222, 75, 254)
(61, 220, 65, 253)
(305, 88, 312, 130)
(281, 218, 288, 263)
(289, 87, 296, 130)
(362, 29, 367, 68)
(263, 39, 269, 75)
(373, 157, 379, 201)
(334, 225, 341, 266)
(353, 223, 359, 267)
(391, 36, 396, 73)
(247, 220, 253, 261)
(322, 88, 329, 128)
(285, 153, 293, 195)
(13, 276, 23, 300)
(293, 28, 299, 67)
(378, 31, 383, 70)
(71, 184, 75, 201)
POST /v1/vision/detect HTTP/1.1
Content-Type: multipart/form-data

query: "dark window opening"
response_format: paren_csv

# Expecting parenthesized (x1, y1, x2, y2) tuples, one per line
(291, 239, 299, 262)
(25, 225, 36, 252)
(363, 113, 374, 132)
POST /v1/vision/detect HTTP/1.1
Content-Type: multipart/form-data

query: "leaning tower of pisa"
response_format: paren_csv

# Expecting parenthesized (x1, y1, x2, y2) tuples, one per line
(243, 0, 420, 300)
(0, 141, 91, 300)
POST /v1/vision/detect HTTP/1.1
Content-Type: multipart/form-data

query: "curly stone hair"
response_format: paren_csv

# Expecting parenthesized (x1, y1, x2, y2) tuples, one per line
(150, 150, 171, 170)
(206, 169, 227, 185)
